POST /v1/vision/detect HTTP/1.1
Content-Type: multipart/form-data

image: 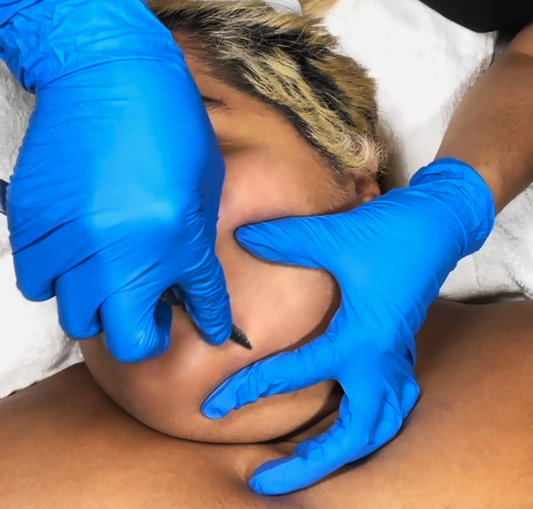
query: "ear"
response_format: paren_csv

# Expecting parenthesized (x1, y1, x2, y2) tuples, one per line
(354, 171, 381, 203)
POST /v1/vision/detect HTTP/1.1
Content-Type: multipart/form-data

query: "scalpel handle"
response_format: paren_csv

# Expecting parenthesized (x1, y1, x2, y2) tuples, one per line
(0, 179, 7, 216)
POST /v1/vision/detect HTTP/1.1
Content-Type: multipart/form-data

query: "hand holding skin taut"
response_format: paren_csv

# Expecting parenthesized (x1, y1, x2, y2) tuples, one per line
(203, 158, 495, 494)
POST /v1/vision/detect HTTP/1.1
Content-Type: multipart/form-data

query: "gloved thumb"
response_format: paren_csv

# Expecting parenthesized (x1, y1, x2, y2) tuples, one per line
(100, 291, 172, 363)
(235, 216, 328, 270)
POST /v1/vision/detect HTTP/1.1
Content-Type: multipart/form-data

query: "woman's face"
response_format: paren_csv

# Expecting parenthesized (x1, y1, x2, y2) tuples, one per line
(80, 41, 380, 443)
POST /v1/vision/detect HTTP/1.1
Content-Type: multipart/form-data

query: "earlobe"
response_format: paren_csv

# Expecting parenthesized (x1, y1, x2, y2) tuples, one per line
(354, 172, 381, 203)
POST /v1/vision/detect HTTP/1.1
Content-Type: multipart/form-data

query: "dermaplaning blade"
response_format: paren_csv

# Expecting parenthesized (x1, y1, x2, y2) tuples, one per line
(160, 286, 252, 350)
(230, 324, 252, 350)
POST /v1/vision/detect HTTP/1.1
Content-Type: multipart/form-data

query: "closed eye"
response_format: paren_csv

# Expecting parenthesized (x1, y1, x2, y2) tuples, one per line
(201, 95, 228, 112)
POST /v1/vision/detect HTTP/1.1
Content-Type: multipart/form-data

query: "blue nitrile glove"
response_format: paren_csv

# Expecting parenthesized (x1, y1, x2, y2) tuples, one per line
(0, 0, 232, 362)
(202, 158, 495, 495)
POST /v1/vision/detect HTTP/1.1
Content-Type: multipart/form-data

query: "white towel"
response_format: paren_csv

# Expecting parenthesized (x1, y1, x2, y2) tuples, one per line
(0, 65, 83, 399)
(0, 0, 528, 397)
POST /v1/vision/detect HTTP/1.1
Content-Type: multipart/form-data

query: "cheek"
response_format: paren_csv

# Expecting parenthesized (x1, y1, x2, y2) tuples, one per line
(212, 149, 349, 364)
(215, 150, 340, 354)
(218, 151, 322, 231)
(216, 233, 337, 355)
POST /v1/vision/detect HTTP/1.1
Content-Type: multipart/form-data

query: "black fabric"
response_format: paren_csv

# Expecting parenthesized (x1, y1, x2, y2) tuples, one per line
(419, 0, 533, 32)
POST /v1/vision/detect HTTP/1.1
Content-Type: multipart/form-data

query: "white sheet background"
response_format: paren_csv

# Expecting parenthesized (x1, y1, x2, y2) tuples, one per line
(0, 0, 528, 398)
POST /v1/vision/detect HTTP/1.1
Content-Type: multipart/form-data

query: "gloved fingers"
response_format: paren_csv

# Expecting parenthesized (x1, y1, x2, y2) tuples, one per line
(10, 219, 78, 302)
(100, 289, 172, 363)
(176, 232, 232, 347)
(400, 376, 420, 418)
(235, 215, 332, 270)
(13, 252, 55, 302)
(248, 394, 378, 495)
(371, 392, 403, 448)
(55, 267, 102, 339)
(355, 389, 404, 461)
(202, 332, 335, 419)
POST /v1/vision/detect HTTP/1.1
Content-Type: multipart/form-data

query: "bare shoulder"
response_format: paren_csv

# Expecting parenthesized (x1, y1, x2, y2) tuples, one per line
(0, 365, 286, 509)
(421, 299, 533, 345)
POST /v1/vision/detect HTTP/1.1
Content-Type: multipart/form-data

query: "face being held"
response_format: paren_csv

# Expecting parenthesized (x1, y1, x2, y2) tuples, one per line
(81, 0, 384, 443)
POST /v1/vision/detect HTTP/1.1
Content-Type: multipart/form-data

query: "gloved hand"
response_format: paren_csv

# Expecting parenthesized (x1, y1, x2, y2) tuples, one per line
(202, 158, 495, 495)
(0, 0, 232, 361)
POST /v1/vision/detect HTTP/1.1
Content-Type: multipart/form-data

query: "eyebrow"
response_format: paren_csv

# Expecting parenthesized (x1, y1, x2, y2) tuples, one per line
(201, 95, 228, 111)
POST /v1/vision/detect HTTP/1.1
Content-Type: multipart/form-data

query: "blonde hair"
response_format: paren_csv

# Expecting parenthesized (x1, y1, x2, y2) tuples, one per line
(150, 0, 386, 177)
